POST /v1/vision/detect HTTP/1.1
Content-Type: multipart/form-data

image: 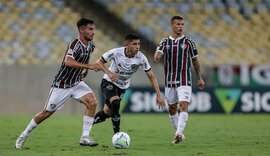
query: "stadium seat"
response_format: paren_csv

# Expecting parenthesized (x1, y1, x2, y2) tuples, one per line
(0, 0, 118, 65)
(94, 0, 270, 65)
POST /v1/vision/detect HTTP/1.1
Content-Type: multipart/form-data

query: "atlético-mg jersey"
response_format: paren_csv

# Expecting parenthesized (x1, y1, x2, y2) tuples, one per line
(156, 35, 198, 88)
(52, 38, 95, 88)
(102, 47, 151, 89)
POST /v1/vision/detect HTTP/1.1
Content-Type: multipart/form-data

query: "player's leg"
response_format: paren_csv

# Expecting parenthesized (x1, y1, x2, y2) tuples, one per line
(173, 86, 191, 144)
(165, 87, 179, 130)
(16, 87, 70, 148)
(109, 96, 121, 134)
(168, 104, 178, 130)
(97, 78, 123, 134)
(79, 92, 98, 146)
(93, 104, 111, 124)
(93, 78, 113, 125)
(73, 81, 98, 146)
(172, 101, 188, 143)
(15, 109, 55, 149)
(176, 101, 189, 135)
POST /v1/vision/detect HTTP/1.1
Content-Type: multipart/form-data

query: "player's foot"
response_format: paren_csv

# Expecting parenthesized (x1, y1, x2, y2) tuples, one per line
(80, 136, 98, 147)
(172, 133, 185, 144)
(15, 133, 28, 149)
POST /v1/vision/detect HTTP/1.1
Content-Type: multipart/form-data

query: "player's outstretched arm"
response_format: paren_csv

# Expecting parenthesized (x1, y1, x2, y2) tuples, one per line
(96, 57, 119, 82)
(65, 56, 100, 71)
(192, 57, 205, 90)
(145, 69, 165, 109)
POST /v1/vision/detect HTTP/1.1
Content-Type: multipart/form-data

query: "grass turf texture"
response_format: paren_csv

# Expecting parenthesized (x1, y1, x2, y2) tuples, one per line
(0, 114, 269, 156)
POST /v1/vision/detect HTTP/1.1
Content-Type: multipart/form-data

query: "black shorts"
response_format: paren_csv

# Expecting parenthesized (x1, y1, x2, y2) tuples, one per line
(101, 79, 126, 109)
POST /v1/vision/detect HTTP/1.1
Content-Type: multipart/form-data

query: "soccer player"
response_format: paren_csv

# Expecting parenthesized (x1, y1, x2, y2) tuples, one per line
(154, 16, 205, 144)
(93, 33, 165, 134)
(15, 18, 100, 148)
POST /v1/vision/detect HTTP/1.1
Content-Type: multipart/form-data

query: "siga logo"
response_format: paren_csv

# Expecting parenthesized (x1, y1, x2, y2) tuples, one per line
(214, 89, 241, 114)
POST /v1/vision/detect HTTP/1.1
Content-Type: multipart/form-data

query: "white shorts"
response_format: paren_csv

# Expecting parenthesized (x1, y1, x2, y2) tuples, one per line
(165, 86, 192, 104)
(44, 81, 93, 112)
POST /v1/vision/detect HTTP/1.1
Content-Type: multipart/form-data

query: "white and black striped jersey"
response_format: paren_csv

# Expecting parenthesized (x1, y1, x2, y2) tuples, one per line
(102, 47, 151, 89)
(52, 38, 95, 88)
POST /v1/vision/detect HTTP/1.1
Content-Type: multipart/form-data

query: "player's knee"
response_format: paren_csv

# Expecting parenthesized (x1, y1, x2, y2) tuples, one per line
(83, 93, 97, 107)
(169, 104, 178, 115)
(179, 102, 188, 112)
(85, 98, 97, 109)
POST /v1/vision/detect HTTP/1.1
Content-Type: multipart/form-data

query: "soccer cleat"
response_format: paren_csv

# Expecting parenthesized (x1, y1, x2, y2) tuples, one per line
(79, 136, 98, 147)
(172, 133, 185, 144)
(15, 133, 28, 149)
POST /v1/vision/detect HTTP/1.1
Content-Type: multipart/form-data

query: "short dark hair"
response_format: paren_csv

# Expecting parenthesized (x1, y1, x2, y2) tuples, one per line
(77, 18, 94, 30)
(171, 16, 183, 23)
(125, 33, 140, 41)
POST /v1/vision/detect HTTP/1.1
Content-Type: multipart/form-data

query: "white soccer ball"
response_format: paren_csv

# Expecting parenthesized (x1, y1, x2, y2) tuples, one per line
(112, 132, 130, 149)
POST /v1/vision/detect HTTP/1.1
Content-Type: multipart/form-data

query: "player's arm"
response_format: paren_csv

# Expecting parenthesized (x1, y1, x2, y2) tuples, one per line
(192, 57, 205, 90)
(154, 38, 166, 62)
(145, 69, 165, 109)
(65, 56, 99, 71)
(96, 57, 119, 82)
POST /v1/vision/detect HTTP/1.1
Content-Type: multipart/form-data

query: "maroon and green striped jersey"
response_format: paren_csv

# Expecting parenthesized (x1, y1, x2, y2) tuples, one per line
(156, 35, 198, 88)
(52, 38, 95, 88)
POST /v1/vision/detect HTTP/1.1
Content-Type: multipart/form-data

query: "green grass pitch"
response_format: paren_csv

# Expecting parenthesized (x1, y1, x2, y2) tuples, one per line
(0, 114, 269, 156)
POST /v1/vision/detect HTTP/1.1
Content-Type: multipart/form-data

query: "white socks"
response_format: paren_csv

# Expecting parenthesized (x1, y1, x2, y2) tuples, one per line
(23, 118, 38, 137)
(169, 114, 178, 130)
(82, 115, 94, 137)
(176, 112, 188, 135)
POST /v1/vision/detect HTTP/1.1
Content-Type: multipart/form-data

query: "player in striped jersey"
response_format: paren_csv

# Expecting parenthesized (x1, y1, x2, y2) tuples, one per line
(93, 33, 165, 134)
(16, 18, 100, 148)
(154, 16, 205, 144)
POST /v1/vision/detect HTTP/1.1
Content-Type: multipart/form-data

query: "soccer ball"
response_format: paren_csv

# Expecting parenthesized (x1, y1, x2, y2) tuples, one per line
(112, 132, 130, 149)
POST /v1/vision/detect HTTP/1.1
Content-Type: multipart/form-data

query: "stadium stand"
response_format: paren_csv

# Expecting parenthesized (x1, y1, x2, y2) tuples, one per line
(0, 0, 119, 65)
(95, 0, 270, 66)
(1, 0, 269, 66)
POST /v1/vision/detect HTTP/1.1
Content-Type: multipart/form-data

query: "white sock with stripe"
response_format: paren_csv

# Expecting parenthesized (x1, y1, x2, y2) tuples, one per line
(23, 118, 38, 137)
(176, 112, 188, 135)
(82, 115, 94, 137)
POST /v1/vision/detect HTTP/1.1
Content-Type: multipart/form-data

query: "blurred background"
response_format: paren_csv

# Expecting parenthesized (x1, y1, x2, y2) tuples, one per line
(0, 0, 269, 115)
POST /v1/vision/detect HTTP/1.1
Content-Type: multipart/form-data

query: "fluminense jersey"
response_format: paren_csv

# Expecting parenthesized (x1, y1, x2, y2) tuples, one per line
(52, 38, 95, 88)
(156, 35, 198, 88)
(102, 47, 151, 89)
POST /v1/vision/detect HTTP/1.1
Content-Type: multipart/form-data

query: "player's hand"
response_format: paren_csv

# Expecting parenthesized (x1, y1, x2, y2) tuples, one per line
(197, 79, 205, 90)
(154, 52, 163, 62)
(81, 69, 88, 78)
(156, 95, 165, 110)
(108, 72, 119, 82)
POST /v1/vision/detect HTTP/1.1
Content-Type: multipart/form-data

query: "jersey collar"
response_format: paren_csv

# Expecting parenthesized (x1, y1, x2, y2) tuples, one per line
(169, 35, 185, 40)
(78, 37, 90, 48)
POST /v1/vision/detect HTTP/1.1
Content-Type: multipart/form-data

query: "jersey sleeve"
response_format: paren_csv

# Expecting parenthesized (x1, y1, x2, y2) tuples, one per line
(66, 41, 79, 59)
(140, 53, 151, 72)
(155, 38, 167, 54)
(102, 48, 115, 62)
(187, 39, 198, 58)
